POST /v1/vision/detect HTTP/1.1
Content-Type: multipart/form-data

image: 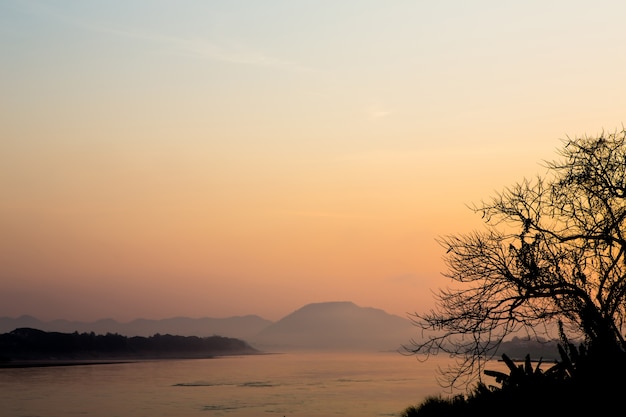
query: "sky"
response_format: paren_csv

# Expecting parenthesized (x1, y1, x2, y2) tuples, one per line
(2, 0, 626, 323)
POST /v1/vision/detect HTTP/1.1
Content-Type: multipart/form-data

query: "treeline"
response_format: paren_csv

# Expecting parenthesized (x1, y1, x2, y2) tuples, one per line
(0, 327, 259, 362)
(496, 336, 559, 361)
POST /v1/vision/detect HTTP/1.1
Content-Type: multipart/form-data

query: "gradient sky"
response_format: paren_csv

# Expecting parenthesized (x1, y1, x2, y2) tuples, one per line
(2, 0, 626, 322)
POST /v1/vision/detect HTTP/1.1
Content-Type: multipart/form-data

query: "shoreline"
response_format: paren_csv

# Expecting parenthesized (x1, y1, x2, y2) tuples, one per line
(0, 351, 276, 369)
(0, 359, 141, 368)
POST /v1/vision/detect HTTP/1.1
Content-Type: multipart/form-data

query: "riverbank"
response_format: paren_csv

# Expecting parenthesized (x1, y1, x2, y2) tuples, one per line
(0, 359, 140, 368)
(0, 350, 279, 368)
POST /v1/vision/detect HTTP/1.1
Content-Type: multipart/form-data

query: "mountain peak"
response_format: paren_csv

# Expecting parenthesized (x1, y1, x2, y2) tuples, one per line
(294, 301, 358, 312)
(250, 301, 414, 351)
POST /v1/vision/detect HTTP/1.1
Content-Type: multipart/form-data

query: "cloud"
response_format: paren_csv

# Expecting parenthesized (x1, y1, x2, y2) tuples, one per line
(367, 106, 393, 120)
(104, 28, 315, 72)
(19, 1, 314, 72)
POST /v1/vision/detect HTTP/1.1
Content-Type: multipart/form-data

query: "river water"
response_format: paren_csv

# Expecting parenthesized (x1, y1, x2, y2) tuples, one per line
(0, 351, 473, 417)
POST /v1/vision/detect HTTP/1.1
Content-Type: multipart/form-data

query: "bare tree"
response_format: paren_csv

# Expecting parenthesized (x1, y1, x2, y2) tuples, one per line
(406, 129, 626, 389)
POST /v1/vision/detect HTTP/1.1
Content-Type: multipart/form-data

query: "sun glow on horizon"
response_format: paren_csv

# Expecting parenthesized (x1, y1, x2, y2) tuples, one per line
(2, 0, 626, 322)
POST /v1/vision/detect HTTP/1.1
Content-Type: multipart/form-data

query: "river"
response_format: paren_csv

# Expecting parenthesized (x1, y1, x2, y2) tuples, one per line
(0, 351, 479, 417)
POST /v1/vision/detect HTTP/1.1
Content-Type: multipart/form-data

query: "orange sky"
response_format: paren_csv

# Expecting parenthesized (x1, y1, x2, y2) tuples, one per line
(2, 1, 626, 322)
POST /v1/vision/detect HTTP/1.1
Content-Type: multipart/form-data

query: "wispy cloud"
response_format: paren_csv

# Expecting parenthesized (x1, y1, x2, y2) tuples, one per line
(104, 28, 315, 72)
(367, 106, 393, 120)
(19, 1, 314, 72)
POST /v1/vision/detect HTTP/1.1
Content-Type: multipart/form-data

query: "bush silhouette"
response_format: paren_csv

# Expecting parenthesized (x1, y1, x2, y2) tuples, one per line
(403, 342, 626, 416)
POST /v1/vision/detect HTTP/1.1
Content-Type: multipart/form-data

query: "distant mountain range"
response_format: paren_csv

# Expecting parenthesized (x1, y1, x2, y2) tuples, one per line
(0, 314, 272, 340)
(0, 301, 417, 352)
(0, 301, 561, 357)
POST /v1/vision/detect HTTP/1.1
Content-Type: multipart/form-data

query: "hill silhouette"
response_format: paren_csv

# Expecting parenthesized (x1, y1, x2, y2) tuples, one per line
(250, 301, 416, 351)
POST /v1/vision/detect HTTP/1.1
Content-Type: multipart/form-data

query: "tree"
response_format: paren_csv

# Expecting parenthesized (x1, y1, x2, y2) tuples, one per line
(406, 129, 626, 389)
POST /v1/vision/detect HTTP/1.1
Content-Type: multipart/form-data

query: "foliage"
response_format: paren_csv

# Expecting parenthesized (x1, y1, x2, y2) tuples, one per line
(403, 342, 626, 416)
(0, 327, 258, 362)
(405, 130, 626, 389)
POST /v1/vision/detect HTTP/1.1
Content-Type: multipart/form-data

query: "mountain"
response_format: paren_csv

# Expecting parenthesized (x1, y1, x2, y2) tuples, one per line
(0, 302, 419, 352)
(249, 301, 416, 352)
(0, 315, 272, 340)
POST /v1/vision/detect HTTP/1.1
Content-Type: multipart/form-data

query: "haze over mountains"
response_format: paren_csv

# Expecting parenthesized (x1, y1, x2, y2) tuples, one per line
(0, 315, 272, 340)
(250, 301, 415, 351)
(1, 301, 416, 352)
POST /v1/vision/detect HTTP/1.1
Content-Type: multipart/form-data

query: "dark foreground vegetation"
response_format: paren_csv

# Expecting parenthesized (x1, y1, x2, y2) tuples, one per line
(0, 327, 260, 366)
(403, 340, 626, 416)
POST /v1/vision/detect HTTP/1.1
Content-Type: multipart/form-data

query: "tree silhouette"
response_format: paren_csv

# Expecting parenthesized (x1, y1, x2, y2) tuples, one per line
(406, 129, 626, 389)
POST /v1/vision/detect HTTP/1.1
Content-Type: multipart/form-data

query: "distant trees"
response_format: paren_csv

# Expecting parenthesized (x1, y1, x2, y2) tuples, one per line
(0, 328, 258, 361)
(407, 130, 626, 389)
